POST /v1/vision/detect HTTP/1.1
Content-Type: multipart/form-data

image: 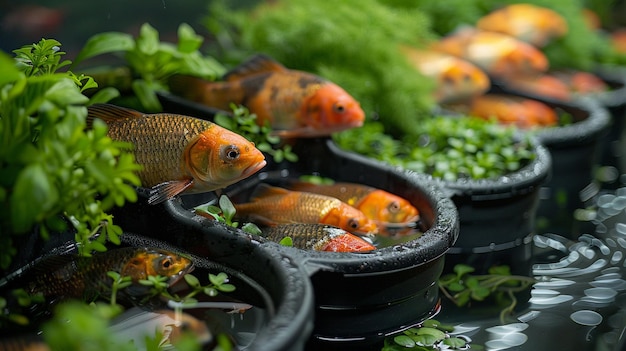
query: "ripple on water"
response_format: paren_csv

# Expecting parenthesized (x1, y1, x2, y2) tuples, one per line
(485, 332, 528, 350)
(570, 310, 603, 326)
(584, 287, 618, 301)
(528, 295, 574, 307)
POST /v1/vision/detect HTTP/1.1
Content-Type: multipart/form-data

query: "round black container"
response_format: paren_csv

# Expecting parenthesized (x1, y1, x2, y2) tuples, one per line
(438, 138, 552, 276)
(489, 84, 611, 237)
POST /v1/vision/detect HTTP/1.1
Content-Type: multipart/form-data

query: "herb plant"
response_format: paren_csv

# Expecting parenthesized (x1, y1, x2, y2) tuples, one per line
(438, 264, 535, 323)
(0, 39, 142, 268)
(195, 194, 262, 235)
(334, 117, 535, 182)
(73, 23, 226, 112)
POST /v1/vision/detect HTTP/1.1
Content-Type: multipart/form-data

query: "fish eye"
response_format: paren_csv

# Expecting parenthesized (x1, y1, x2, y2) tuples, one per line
(221, 145, 241, 161)
(387, 201, 401, 214)
(333, 103, 346, 113)
(347, 218, 359, 230)
(161, 257, 173, 269)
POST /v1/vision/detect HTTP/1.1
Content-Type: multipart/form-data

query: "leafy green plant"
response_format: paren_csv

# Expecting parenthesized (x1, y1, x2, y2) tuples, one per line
(215, 104, 298, 163)
(335, 117, 535, 182)
(438, 264, 535, 323)
(73, 22, 225, 112)
(382, 319, 472, 351)
(0, 39, 142, 267)
(195, 194, 262, 235)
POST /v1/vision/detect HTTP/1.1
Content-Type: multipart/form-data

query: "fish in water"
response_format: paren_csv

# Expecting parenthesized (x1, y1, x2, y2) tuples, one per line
(7, 247, 194, 303)
(401, 46, 490, 104)
(87, 104, 267, 204)
(233, 184, 378, 236)
(432, 27, 549, 80)
(288, 181, 419, 226)
(476, 3, 568, 47)
(503, 71, 608, 101)
(468, 94, 558, 129)
(263, 223, 376, 252)
(168, 54, 365, 138)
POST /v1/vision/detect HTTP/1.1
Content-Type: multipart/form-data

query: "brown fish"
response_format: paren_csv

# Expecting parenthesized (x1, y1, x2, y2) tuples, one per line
(262, 223, 376, 252)
(169, 54, 365, 138)
(234, 184, 378, 236)
(87, 104, 267, 204)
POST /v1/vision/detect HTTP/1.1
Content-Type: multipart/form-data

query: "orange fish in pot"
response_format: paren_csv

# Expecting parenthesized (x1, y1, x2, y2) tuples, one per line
(168, 54, 365, 138)
(469, 94, 558, 129)
(476, 3, 568, 47)
(287, 181, 419, 227)
(401, 46, 490, 104)
(233, 184, 379, 236)
(262, 223, 376, 252)
(432, 27, 549, 80)
(87, 104, 266, 204)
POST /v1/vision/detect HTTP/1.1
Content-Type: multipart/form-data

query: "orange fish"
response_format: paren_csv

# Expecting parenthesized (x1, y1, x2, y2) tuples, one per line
(87, 104, 266, 204)
(233, 184, 378, 236)
(262, 223, 376, 252)
(476, 4, 568, 47)
(288, 181, 419, 226)
(168, 54, 365, 138)
(611, 28, 626, 54)
(505, 74, 573, 101)
(552, 70, 608, 94)
(432, 27, 549, 80)
(469, 94, 558, 129)
(401, 46, 490, 103)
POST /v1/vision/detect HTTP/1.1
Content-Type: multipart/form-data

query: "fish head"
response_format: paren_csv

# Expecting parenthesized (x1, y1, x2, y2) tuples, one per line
(491, 40, 548, 78)
(322, 204, 379, 236)
(359, 190, 420, 224)
(319, 229, 376, 252)
(438, 59, 491, 103)
(300, 83, 365, 135)
(185, 125, 267, 190)
(121, 248, 194, 284)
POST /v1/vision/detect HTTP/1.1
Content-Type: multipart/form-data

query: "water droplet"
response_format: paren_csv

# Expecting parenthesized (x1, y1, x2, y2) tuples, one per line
(611, 251, 623, 265)
(570, 310, 603, 326)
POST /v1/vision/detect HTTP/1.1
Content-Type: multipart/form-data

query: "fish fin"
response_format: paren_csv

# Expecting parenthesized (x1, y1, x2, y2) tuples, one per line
(168, 74, 212, 97)
(249, 183, 290, 201)
(222, 54, 287, 81)
(148, 179, 194, 205)
(87, 103, 144, 128)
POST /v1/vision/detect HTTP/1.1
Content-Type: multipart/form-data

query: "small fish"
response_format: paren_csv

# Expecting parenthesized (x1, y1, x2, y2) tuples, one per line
(401, 47, 490, 104)
(611, 28, 626, 54)
(16, 247, 193, 302)
(551, 70, 608, 94)
(504, 71, 608, 100)
(168, 54, 365, 138)
(288, 181, 419, 226)
(263, 223, 376, 252)
(432, 27, 549, 80)
(476, 4, 568, 47)
(87, 104, 267, 204)
(234, 184, 378, 236)
(469, 94, 558, 129)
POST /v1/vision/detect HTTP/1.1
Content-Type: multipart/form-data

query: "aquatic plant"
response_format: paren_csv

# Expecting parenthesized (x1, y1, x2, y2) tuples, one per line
(73, 23, 226, 112)
(334, 116, 535, 181)
(205, 0, 438, 136)
(0, 39, 142, 267)
(195, 194, 262, 235)
(438, 264, 535, 323)
(381, 319, 471, 350)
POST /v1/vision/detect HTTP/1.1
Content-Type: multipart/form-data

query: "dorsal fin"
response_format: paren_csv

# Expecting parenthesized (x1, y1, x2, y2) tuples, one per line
(86, 103, 144, 128)
(222, 54, 287, 82)
(249, 183, 290, 201)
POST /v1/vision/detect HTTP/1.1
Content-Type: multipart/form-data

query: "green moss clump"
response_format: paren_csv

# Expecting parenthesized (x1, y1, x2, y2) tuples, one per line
(205, 0, 438, 136)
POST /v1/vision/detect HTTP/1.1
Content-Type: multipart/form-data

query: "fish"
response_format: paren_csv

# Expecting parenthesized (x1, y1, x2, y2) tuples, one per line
(87, 104, 267, 204)
(476, 4, 568, 47)
(9, 247, 194, 303)
(504, 71, 608, 100)
(287, 181, 419, 226)
(401, 46, 490, 104)
(233, 184, 379, 236)
(432, 27, 549, 80)
(611, 28, 626, 54)
(551, 70, 608, 94)
(468, 94, 558, 129)
(168, 54, 365, 138)
(262, 223, 376, 252)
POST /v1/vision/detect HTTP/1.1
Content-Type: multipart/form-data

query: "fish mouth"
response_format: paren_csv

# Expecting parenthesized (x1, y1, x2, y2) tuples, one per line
(242, 160, 267, 178)
(167, 263, 195, 287)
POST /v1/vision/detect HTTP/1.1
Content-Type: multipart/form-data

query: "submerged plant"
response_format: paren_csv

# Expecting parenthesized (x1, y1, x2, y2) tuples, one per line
(438, 264, 535, 323)
(382, 319, 472, 351)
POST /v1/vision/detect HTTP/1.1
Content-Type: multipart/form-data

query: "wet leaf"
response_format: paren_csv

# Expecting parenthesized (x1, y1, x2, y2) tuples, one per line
(393, 335, 416, 347)
(444, 337, 468, 348)
(184, 274, 201, 288)
(416, 327, 446, 340)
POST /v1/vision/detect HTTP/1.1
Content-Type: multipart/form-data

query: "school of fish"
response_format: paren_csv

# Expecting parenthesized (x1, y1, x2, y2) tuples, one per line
(87, 104, 267, 205)
(168, 54, 365, 138)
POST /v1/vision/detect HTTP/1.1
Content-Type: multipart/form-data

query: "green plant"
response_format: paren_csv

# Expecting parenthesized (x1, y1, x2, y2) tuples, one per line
(0, 39, 142, 267)
(438, 264, 535, 323)
(334, 117, 535, 182)
(73, 22, 226, 112)
(215, 104, 298, 163)
(195, 194, 262, 235)
(381, 319, 472, 351)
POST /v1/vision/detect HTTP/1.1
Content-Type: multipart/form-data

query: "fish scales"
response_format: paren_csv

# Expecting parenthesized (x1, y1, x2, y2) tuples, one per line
(106, 115, 214, 188)
(237, 191, 342, 224)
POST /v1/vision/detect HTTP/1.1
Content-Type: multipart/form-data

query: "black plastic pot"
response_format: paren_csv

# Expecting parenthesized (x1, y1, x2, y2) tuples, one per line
(489, 84, 611, 237)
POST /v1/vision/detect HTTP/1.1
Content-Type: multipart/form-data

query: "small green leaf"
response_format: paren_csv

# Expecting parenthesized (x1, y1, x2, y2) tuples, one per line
(72, 32, 135, 66)
(183, 274, 201, 288)
(416, 327, 446, 340)
(393, 335, 416, 347)
(279, 237, 293, 247)
(444, 337, 468, 348)
(453, 264, 475, 277)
